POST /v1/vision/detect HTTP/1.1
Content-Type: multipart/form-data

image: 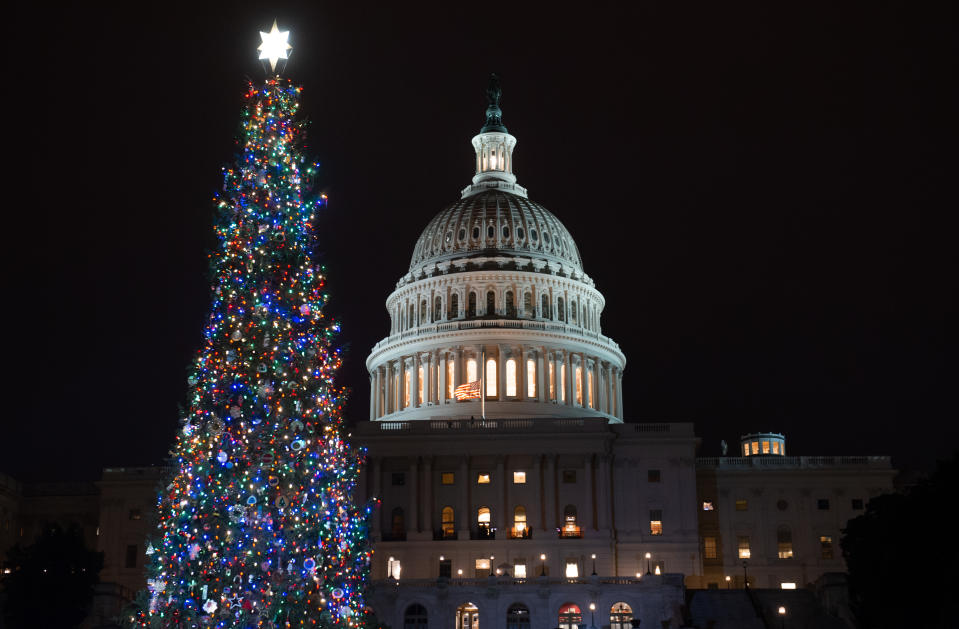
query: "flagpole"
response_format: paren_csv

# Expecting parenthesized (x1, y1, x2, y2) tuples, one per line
(481, 347, 486, 421)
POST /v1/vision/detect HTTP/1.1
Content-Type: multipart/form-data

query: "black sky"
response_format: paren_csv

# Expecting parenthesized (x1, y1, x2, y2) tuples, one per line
(4, 1, 955, 481)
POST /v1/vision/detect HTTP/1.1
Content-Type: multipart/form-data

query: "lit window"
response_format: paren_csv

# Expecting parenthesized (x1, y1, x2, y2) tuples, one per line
(477, 507, 491, 525)
(735, 499, 748, 511)
(704, 536, 717, 559)
(467, 359, 477, 383)
(738, 536, 751, 559)
(387, 556, 401, 579)
(772, 441, 780, 454)
(404, 371, 410, 407)
(513, 471, 526, 484)
(575, 366, 583, 405)
(527, 359, 536, 397)
(820, 536, 834, 559)
(560, 364, 566, 402)
(702, 501, 714, 511)
(742, 443, 749, 456)
(762, 440, 770, 454)
(447, 360, 454, 398)
(817, 499, 830, 510)
(565, 560, 579, 578)
(441, 472, 455, 485)
(506, 359, 517, 396)
(475, 558, 490, 570)
(441, 506, 455, 537)
(648, 469, 661, 483)
(587, 371, 593, 408)
(417, 366, 424, 404)
(513, 506, 527, 535)
(781, 582, 796, 590)
(486, 359, 497, 396)
(477, 473, 491, 484)
(777, 528, 793, 559)
(649, 509, 663, 535)
(751, 441, 759, 455)
(514, 562, 527, 578)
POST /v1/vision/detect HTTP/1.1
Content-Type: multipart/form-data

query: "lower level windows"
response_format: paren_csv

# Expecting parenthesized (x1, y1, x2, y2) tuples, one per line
(820, 535, 834, 559)
(738, 536, 751, 559)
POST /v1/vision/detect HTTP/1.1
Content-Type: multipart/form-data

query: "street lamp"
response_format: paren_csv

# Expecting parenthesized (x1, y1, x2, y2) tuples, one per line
(589, 602, 596, 629)
(591, 553, 597, 576)
(725, 575, 731, 589)
(778, 606, 786, 629)
(540, 553, 547, 577)
(645, 552, 652, 575)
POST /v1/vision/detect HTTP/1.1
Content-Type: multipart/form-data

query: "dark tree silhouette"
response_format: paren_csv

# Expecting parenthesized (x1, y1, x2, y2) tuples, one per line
(842, 454, 956, 629)
(1, 523, 104, 629)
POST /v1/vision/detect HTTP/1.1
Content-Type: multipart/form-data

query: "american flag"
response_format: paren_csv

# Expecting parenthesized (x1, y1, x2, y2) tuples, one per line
(453, 380, 482, 400)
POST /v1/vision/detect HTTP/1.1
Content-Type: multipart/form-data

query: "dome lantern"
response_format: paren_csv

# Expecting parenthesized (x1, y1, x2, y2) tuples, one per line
(462, 74, 528, 199)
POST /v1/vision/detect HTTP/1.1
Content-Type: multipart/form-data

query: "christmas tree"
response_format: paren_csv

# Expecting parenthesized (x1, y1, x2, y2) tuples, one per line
(134, 29, 374, 629)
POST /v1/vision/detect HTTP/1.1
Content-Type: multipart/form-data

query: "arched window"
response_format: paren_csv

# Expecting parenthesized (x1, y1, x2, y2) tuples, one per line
(477, 506, 492, 539)
(441, 506, 455, 538)
(561, 505, 580, 537)
(575, 366, 583, 405)
(609, 603, 632, 629)
(434, 296, 442, 321)
(449, 293, 459, 319)
(559, 364, 566, 402)
(486, 359, 497, 396)
(486, 291, 496, 316)
(472, 225, 480, 240)
(541, 294, 550, 319)
(570, 300, 577, 322)
(558, 604, 582, 629)
(404, 604, 428, 629)
(457, 603, 479, 629)
(391, 507, 405, 540)
(417, 366, 424, 405)
(404, 370, 410, 407)
(467, 358, 478, 383)
(420, 300, 427, 325)
(587, 369, 593, 408)
(447, 359, 455, 399)
(505, 290, 516, 317)
(506, 359, 517, 397)
(524, 292, 532, 317)
(506, 604, 530, 629)
(408, 304, 414, 329)
(468, 292, 477, 317)
(526, 359, 536, 398)
(487, 224, 495, 239)
(557, 297, 565, 322)
(548, 362, 555, 400)
(513, 505, 528, 538)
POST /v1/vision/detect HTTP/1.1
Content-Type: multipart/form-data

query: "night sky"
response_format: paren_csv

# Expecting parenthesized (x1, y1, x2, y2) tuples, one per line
(5, 1, 954, 481)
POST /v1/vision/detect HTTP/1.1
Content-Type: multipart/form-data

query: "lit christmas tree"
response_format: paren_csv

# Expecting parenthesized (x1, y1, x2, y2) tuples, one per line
(133, 25, 375, 629)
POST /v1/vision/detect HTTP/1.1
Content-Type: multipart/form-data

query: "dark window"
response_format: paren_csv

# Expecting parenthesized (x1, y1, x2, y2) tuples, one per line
(487, 224, 495, 239)
(562, 470, 576, 483)
(777, 499, 789, 511)
(541, 294, 550, 318)
(486, 291, 496, 315)
(391, 508, 405, 539)
(817, 499, 830, 510)
(392, 472, 405, 486)
(404, 604, 428, 629)
(530, 228, 538, 241)
(125, 544, 138, 569)
(439, 558, 452, 578)
(505, 291, 516, 317)
(516, 227, 524, 239)
(502, 225, 510, 239)
(468, 292, 477, 317)
(434, 296, 442, 321)
(128, 509, 142, 520)
(472, 226, 480, 240)
(506, 603, 531, 629)
(449, 293, 459, 319)
(851, 498, 864, 510)
(647, 469, 661, 482)
(524, 292, 532, 317)
(458, 228, 466, 241)
(557, 297, 565, 321)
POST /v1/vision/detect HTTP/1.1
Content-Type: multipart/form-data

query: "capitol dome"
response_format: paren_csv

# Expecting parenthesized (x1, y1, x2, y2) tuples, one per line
(367, 76, 625, 423)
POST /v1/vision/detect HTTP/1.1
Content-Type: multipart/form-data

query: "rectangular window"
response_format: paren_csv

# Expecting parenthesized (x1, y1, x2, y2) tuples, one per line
(742, 443, 749, 456)
(751, 441, 759, 455)
(417, 366, 424, 404)
(820, 536, 834, 559)
(647, 469, 661, 482)
(125, 544, 138, 569)
(387, 557, 401, 579)
(702, 501, 714, 511)
(475, 558, 490, 577)
(562, 470, 576, 484)
(704, 536, 717, 559)
(565, 560, 579, 578)
(781, 582, 797, 590)
(439, 559, 452, 578)
(772, 441, 780, 454)
(527, 359, 536, 397)
(391, 472, 405, 486)
(560, 364, 566, 402)
(735, 499, 748, 511)
(649, 509, 663, 535)
(513, 471, 526, 484)
(447, 360, 454, 399)
(817, 499, 830, 510)
(441, 472, 455, 485)
(851, 498, 864, 510)
(514, 562, 527, 578)
(762, 440, 770, 454)
(777, 529, 794, 559)
(738, 536, 751, 559)
(128, 509, 142, 520)
(549, 362, 555, 400)
(477, 473, 491, 484)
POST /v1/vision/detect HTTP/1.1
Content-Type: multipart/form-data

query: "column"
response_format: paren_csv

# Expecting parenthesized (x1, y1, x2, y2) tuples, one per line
(375, 367, 384, 418)
(408, 458, 419, 534)
(604, 363, 613, 415)
(595, 361, 605, 414)
(410, 356, 420, 408)
(385, 363, 393, 414)
(458, 456, 471, 539)
(497, 345, 506, 401)
(554, 352, 565, 405)
(423, 457, 433, 535)
(518, 345, 526, 399)
(438, 352, 447, 405)
(564, 352, 573, 407)
(424, 352, 433, 405)
(454, 348, 463, 390)
(616, 369, 624, 419)
(369, 374, 375, 420)
(536, 348, 546, 403)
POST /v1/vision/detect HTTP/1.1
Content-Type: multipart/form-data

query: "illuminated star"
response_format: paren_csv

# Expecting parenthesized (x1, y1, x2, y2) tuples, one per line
(258, 21, 292, 72)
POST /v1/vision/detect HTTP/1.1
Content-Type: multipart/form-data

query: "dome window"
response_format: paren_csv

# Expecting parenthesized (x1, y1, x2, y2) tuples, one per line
(487, 225, 495, 239)
(516, 226, 524, 240)
(543, 232, 551, 245)
(502, 225, 510, 239)
(472, 226, 480, 240)
(445, 231, 453, 245)
(530, 228, 537, 241)
(458, 228, 466, 242)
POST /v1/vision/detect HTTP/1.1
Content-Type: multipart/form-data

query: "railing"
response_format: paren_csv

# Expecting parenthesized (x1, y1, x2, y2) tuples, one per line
(507, 528, 534, 540)
(470, 527, 496, 540)
(371, 319, 623, 355)
(362, 416, 612, 434)
(697, 455, 892, 469)
(371, 575, 662, 588)
(432, 530, 458, 541)
(380, 532, 407, 542)
(558, 527, 583, 539)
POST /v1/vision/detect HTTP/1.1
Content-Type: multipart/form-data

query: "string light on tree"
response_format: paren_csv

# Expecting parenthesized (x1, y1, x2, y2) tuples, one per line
(130, 24, 375, 629)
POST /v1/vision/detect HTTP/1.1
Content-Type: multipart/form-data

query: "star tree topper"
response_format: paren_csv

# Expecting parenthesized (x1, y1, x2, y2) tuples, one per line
(258, 21, 292, 72)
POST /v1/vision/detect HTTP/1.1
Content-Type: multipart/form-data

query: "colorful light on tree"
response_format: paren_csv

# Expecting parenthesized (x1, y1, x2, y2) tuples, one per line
(132, 35, 374, 628)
